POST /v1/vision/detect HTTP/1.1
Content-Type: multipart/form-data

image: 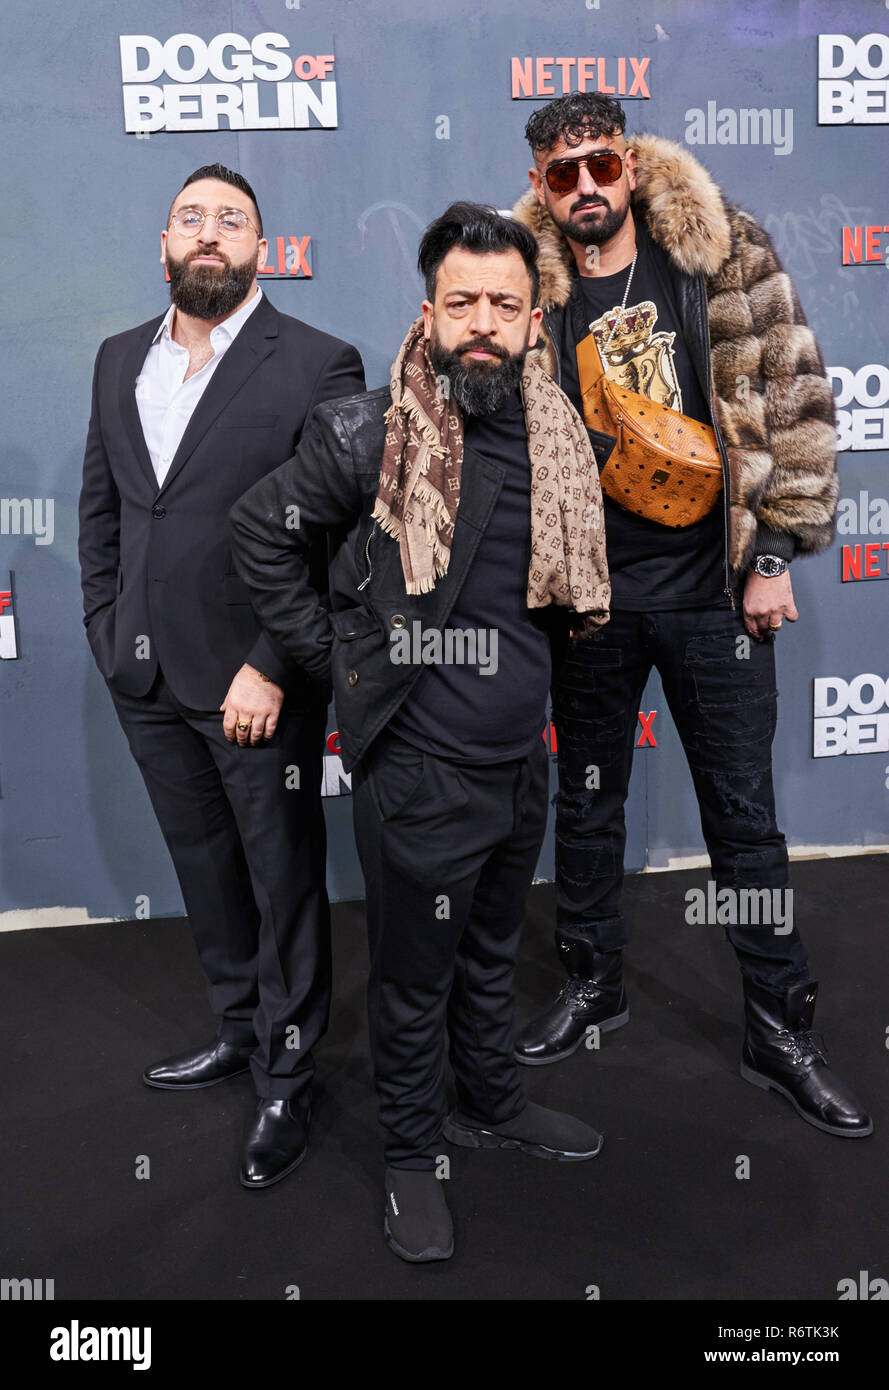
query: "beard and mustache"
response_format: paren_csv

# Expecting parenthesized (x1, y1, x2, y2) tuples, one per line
(166, 245, 258, 320)
(430, 330, 530, 417)
(551, 189, 632, 247)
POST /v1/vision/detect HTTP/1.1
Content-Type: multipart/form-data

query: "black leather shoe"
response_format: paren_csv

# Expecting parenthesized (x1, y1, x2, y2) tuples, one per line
(444, 1100, 603, 1160)
(514, 937, 628, 1065)
(740, 978, 873, 1138)
(240, 1097, 310, 1188)
(142, 1038, 253, 1090)
(384, 1167, 453, 1262)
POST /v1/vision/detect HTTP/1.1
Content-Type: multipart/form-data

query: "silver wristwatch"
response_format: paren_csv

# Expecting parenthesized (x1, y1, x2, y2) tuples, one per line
(752, 554, 788, 578)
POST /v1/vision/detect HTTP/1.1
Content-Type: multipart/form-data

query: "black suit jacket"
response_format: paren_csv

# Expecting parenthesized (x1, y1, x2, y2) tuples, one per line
(78, 294, 365, 709)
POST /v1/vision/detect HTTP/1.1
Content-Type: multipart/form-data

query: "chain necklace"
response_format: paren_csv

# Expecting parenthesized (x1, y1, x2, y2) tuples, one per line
(598, 247, 639, 351)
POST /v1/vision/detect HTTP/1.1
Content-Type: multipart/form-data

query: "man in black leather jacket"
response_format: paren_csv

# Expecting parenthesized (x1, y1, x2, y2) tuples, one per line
(231, 202, 608, 1263)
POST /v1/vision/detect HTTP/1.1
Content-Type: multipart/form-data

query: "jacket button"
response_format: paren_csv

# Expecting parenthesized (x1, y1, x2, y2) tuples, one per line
(151, 503, 166, 519)
(347, 669, 358, 686)
(390, 614, 406, 629)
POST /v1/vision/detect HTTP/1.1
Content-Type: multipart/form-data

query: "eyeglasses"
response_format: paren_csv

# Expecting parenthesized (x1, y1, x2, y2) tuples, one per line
(544, 150, 625, 195)
(169, 207, 259, 240)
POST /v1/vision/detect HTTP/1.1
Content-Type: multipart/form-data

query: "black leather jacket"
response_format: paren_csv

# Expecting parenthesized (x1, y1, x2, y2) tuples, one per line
(230, 387, 566, 771)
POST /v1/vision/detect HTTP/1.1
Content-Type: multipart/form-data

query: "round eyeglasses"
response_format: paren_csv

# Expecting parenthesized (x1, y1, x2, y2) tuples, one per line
(169, 207, 259, 240)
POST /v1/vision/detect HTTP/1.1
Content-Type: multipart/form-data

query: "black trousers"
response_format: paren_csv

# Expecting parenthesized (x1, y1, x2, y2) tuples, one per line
(109, 669, 331, 1099)
(352, 728, 550, 1169)
(552, 605, 809, 990)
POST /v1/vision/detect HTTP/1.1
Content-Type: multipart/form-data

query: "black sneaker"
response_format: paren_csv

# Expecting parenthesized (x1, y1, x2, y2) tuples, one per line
(444, 1101, 603, 1161)
(384, 1167, 454, 1262)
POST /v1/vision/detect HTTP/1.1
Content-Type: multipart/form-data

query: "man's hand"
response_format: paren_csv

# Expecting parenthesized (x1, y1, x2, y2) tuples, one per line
(221, 664, 284, 745)
(743, 569, 799, 641)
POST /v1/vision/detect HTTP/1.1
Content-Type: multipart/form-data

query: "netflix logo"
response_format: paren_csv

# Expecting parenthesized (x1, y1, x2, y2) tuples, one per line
(510, 56, 651, 100)
(163, 235, 312, 280)
(841, 223, 889, 265)
(841, 543, 889, 582)
(0, 570, 17, 660)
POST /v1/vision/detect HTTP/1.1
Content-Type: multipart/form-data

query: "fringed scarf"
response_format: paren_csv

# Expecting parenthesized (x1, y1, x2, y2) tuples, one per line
(372, 318, 610, 626)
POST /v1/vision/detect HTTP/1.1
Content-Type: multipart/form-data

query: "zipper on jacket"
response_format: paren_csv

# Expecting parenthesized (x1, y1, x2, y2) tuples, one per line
(356, 523, 375, 591)
(698, 282, 735, 610)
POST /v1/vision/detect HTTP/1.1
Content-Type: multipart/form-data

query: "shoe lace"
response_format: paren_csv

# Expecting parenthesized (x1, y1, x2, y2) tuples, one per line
(556, 978, 602, 1010)
(777, 1026, 828, 1066)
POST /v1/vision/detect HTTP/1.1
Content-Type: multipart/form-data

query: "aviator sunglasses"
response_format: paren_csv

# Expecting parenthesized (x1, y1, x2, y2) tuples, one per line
(544, 150, 625, 194)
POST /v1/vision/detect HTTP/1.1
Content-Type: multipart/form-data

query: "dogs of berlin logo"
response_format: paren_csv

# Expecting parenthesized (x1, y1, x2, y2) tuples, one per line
(119, 33, 337, 132)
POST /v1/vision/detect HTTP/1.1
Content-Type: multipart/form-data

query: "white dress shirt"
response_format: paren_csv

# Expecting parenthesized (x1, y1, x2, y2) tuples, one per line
(135, 287, 264, 487)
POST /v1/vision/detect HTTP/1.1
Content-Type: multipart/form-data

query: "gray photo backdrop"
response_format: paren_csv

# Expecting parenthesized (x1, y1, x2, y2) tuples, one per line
(1, 0, 886, 921)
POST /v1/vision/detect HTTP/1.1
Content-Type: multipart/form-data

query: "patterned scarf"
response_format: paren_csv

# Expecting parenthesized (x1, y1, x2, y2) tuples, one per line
(373, 318, 610, 626)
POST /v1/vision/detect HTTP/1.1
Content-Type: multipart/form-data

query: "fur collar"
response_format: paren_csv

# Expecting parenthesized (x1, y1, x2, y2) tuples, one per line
(512, 132, 732, 310)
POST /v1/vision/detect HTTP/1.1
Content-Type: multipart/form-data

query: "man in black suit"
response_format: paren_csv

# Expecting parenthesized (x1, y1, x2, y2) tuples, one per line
(78, 163, 365, 1188)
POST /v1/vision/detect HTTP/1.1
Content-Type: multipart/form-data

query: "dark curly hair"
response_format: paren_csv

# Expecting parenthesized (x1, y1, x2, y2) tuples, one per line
(418, 201, 540, 304)
(524, 93, 627, 156)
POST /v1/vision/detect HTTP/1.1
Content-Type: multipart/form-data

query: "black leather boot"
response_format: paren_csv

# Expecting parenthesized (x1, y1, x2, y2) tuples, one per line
(514, 937, 629, 1066)
(240, 1095, 311, 1188)
(740, 978, 873, 1138)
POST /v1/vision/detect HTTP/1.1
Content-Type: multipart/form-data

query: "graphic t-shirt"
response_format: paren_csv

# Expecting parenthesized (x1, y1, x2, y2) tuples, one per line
(559, 224, 727, 610)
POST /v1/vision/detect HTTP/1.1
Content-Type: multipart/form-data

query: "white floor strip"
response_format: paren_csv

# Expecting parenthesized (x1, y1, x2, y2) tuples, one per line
(6, 842, 889, 932)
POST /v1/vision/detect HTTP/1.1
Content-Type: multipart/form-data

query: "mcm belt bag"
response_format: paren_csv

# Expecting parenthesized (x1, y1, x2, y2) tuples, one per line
(576, 331, 723, 529)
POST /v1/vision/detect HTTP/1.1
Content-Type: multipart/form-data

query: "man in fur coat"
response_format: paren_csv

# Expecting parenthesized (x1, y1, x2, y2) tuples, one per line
(510, 92, 871, 1139)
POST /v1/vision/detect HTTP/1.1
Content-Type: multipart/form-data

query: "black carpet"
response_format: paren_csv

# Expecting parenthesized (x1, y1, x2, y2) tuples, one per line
(2, 855, 887, 1302)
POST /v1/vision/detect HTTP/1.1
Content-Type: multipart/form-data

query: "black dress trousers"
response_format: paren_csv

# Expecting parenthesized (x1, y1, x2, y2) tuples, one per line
(351, 727, 550, 1169)
(110, 668, 332, 1100)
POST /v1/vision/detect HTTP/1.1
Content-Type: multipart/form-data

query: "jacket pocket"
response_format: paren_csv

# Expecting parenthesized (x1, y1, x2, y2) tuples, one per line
(365, 733, 427, 823)
(329, 607, 380, 639)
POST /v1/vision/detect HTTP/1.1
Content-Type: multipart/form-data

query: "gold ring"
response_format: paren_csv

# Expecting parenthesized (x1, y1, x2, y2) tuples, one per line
(236, 720, 252, 730)
(768, 622, 782, 630)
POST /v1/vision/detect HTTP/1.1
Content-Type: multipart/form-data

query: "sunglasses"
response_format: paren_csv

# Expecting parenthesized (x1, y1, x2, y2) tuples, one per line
(544, 150, 625, 194)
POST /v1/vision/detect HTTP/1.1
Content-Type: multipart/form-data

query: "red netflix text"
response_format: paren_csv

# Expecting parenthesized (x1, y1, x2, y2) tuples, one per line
(841, 542, 889, 581)
(163, 236, 312, 281)
(510, 56, 651, 100)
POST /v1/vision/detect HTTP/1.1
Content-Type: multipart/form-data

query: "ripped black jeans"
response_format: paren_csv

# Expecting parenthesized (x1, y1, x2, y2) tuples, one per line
(552, 606, 809, 990)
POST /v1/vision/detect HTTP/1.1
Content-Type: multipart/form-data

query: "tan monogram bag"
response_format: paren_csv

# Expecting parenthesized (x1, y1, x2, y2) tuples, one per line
(576, 332, 723, 528)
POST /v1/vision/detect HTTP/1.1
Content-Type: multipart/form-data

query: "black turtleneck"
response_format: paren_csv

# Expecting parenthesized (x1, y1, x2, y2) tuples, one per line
(389, 388, 554, 763)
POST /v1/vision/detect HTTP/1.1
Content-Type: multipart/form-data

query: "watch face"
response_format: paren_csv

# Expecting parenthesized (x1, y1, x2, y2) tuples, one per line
(756, 555, 784, 577)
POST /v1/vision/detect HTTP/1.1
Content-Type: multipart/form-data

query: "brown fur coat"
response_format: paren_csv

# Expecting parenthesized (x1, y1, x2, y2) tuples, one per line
(512, 133, 838, 571)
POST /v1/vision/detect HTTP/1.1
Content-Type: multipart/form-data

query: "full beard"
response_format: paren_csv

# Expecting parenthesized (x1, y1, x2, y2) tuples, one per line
(553, 193, 631, 247)
(430, 335, 528, 417)
(167, 249, 258, 320)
